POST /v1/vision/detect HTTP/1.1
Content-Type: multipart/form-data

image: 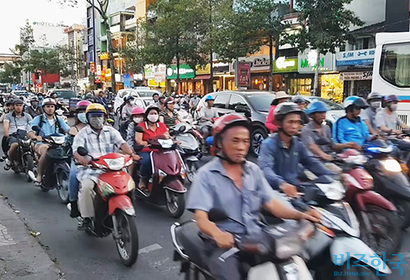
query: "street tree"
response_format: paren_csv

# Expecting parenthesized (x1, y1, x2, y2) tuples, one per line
(0, 63, 21, 84)
(289, 0, 363, 96)
(12, 20, 35, 86)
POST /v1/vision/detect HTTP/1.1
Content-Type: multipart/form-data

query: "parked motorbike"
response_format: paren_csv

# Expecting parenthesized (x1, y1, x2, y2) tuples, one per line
(32, 126, 71, 204)
(363, 140, 410, 229)
(172, 208, 315, 280)
(76, 147, 139, 266)
(133, 134, 187, 218)
(173, 123, 202, 183)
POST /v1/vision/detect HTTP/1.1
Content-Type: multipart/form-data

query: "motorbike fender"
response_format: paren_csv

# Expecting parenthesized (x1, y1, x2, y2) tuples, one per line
(108, 195, 135, 216)
(247, 257, 312, 280)
(371, 168, 410, 200)
(99, 171, 132, 195)
(186, 155, 198, 162)
(54, 161, 70, 174)
(163, 179, 187, 193)
(330, 237, 391, 274)
(355, 191, 396, 212)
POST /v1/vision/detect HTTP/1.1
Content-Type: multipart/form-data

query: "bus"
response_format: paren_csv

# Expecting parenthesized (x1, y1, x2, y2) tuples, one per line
(372, 32, 410, 124)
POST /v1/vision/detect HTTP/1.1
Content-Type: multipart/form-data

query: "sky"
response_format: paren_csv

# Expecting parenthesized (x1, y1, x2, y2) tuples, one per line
(0, 0, 86, 53)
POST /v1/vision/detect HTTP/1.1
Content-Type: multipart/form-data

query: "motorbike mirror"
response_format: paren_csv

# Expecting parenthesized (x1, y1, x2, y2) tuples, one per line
(32, 126, 41, 132)
(208, 208, 229, 223)
(178, 125, 186, 133)
(235, 104, 251, 117)
(77, 146, 88, 156)
(135, 126, 145, 133)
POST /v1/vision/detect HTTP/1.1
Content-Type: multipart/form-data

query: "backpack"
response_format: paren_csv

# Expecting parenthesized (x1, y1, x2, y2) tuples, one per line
(37, 114, 64, 135)
(119, 119, 131, 140)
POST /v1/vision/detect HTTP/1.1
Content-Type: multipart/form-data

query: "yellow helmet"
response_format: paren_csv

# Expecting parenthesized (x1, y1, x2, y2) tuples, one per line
(85, 103, 107, 115)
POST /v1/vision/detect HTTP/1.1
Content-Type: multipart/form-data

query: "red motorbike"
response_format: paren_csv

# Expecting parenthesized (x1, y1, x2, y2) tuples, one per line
(76, 147, 139, 266)
(335, 149, 402, 257)
(133, 135, 187, 218)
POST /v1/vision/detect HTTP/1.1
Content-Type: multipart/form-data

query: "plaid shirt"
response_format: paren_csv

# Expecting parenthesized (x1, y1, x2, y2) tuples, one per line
(73, 125, 126, 181)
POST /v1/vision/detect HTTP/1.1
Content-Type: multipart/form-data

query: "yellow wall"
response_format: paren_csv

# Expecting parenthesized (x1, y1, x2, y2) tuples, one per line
(136, 0, 156, 18)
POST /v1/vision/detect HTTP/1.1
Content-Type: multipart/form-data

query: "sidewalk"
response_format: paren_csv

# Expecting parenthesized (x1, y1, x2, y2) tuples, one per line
(0, 196, 61, 279)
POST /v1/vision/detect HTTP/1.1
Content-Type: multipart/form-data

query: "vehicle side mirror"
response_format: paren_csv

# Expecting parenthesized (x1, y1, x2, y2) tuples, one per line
(32, 126, 41, 132)
(208, 208, 229, 223)
(135, 126, 145, 133)
(235, 104, 251, 118)
(77, 147, 88, 156)
(178, 125, 186, 133)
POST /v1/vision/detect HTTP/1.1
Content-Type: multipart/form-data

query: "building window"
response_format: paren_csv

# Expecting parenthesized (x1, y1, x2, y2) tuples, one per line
(289, 78, 312, 95)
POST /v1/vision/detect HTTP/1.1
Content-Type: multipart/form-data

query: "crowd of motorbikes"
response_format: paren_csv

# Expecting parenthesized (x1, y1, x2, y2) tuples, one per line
(1, 94, 410, 279)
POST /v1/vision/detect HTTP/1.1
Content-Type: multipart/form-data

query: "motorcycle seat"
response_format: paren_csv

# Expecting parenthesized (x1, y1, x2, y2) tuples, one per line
(175, 221, 208, 269)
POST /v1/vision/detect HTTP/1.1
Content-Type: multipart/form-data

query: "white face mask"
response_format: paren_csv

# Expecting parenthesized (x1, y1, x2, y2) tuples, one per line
(389, 104, 398, 111)
(370, 101, 381, 109)
(147, 114, 159, 123)
(133, 117, 143, 124)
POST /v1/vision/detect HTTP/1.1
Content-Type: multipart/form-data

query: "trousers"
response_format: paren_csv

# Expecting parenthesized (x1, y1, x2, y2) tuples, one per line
(78, 178, 95, 218)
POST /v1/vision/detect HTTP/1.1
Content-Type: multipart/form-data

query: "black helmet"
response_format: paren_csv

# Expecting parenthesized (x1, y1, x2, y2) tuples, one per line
(144, 104, 160, 119)
(274, 102, 306, 123)
(292, 96, 309, 104)
(367, 92, 382, 101)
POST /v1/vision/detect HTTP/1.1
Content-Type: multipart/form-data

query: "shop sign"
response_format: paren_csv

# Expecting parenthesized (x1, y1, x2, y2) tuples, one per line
(100, 52, 110, 60)
(196, 64, 211, 75)
(273, 57, 298, 73)
(90, 62, 95, 73)
(298, 50, 334, 73)
(341, 71, 373, 81)
(238, 55, 271, 72)
(148, 79, 159, 86)
(166, 64, 195, 79)
(213, 62, 230, 73)
(236, 62, 251, 87)
(336, 49, 375, 67)
(144, 65, 153, 79)
(96, 65, 101, 75)
(144, 64, 166, 81)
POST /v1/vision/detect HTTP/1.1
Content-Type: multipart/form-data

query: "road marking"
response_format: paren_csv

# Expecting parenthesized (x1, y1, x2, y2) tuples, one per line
(0, 223, 16, 247)
(138, 243, 163, 254)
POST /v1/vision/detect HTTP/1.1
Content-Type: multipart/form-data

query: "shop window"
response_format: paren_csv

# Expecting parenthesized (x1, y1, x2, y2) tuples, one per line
(289, 78, 312, 95)
(213, 93, 230, 108)
(228, 94, 248, 110)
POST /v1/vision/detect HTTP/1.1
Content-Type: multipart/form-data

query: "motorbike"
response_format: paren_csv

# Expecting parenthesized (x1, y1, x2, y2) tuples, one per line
(173, 123, 202, 183)
(3, 129, 36, 182)
(333, 149, 401, 257)
(133, 134, 187, 218)
(172, 208, 315, 280)
(76, 147, 139, 266)
(363, 140, 410, 229)
(293, 176, 391, 279)
(32, 126, 71, 204)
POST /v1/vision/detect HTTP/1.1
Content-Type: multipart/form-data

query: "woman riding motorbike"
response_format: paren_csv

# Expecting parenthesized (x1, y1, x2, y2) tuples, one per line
(159, 97, 182, 131)
(135, 105, 169, 190)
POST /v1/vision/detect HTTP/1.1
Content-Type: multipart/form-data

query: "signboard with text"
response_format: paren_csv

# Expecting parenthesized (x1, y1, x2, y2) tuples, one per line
(166, 65, 195, 79)
(336, 49, 375, 67)
(238, 55, 271, 72)
(340, 71, 373, 81)
(273, 57, 298, 73)
(298, 51, 334, 73)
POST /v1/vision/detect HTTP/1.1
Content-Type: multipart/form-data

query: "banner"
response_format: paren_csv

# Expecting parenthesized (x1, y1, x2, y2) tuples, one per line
(236, 62, 251, 87)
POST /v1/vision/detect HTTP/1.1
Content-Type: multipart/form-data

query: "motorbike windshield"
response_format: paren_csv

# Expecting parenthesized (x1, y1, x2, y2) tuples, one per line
(177, 134, 199, 150)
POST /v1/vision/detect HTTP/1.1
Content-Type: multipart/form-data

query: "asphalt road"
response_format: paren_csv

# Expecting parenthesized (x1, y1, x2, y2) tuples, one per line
(0, 124, 409, 279)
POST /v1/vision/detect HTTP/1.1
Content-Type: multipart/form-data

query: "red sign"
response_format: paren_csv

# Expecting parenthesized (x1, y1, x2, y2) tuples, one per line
(236, 62, 251, 87)
(90, 62, 96, 73)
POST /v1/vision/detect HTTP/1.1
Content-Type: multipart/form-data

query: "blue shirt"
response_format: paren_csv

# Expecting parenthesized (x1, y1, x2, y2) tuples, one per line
(30, 114, 70, 137)
(333, 116, 369, 146)
(187, 157, 281, 235)
(258, 133, 333, 190)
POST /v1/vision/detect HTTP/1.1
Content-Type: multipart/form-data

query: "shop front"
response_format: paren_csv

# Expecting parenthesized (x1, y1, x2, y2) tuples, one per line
(273, 57, 299, 93)
(144, 64, 167, 92)
(166, 64, 196, 94)
(238, 55, 272, 90)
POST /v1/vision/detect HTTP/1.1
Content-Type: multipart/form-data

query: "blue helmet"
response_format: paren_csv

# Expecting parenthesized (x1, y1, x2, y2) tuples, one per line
(343, 96, 368, 109)
(205, 95, 214, 101)
(306, 101, 328, 115)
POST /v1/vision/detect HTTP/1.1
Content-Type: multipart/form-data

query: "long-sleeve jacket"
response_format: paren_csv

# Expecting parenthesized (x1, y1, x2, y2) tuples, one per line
(265, 105, 279, 133)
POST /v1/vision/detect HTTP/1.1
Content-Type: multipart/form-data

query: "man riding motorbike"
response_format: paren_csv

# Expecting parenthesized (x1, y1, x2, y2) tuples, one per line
(362, 92, 382, 135)
(72, 103, 139, 228)
(3, 98, 33, 168)
(198, 95, 218, 140)
(26, 96, 43, 118)
(259, 102, 333, 197)
(375, 94, 408, 134)
(187, 113, 320, 280)
(28, 98, 71, 185)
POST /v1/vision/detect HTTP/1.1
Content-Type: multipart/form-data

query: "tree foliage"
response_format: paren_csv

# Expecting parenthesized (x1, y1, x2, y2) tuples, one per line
(0, 63, 21, 84)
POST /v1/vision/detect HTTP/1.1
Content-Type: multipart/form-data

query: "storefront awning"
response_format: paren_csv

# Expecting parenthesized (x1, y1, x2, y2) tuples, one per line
(194, 75, 211, 80)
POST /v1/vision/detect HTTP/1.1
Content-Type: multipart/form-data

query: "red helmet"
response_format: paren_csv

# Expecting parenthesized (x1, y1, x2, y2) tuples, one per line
(213, 114, 251, 141)
(76, 100, 92, 111)
(131, 107, 145, 115)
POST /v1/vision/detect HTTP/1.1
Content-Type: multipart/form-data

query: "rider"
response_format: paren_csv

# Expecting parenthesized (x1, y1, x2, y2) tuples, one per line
(26, 96, 43, 118)
(126, 107, 145, 150)
(152, 92, 160, 104)
(198, 95, 218, 140)
(121, 95, 136, 120)
(3, 99, 33, 168)
(28, 98, 71, 185)
(362, 92, 382, 135)
(187, 113, 320, 280)
(333, 96, 370, 148)
(158, 95, 166, 111)
(259, 102, 333, 197)
(265, 91, 290, 133)
(301, 101, 360, 163)
(68, 100, 91, 218)
(375, 94, 408, 134)
(292, 95, 310, 110)
(135, 105, 169, 190)
(159, 97, 182, 130)
(72, 103, 139, 228)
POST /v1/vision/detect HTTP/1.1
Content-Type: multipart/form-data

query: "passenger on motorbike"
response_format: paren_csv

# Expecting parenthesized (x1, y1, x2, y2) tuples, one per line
(1, 101, 14, 156)
(152, 92, 160, 104)
(333, 96, 370, 149)
(68, 100, 91, 218)
(187, 113, 321, 280)
(135, 105, 169, 190)
(121, 95, 136, 120)
(375, 94, 408, 134)
(159, 97, 182, 130)
(28, 98, 71, 185)
(26, 96, 43, 118)
(198, 95, 218, 139)
(72, 103, 139, 228)
(125, 107, 145, 177)
(259, 102, 333, 197)
(3, 98, 33, 168)
(362, 92, 382, 135)
(265, 91, 290, 133)
(158, 96, 166, 111)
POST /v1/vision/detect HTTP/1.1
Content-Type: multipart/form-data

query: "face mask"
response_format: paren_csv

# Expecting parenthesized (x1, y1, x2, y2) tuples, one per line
(77, 112, 87, 124)
(133, 117, 143, 124)
(389, 104, 398, 111)
(89, 116, 104, 129)
(370, 101, 381, 109)
(147, 114, 159, 123)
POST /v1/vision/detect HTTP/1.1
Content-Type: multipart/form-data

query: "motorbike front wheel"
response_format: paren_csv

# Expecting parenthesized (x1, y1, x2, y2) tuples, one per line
(114, 210, 139, 267)
(186, 161, 199, 183)
(56, 170, 70, 204)
(165, 190, 185, 218)
(394, 199, 410, 229)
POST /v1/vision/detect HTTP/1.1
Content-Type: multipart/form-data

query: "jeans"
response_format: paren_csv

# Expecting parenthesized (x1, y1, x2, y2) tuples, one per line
(69, 161, 79, 202)
(139, 152, 152, 178)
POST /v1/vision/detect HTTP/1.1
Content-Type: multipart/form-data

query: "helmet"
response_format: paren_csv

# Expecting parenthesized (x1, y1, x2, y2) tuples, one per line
(5, 100, 13, 107)
(292, 96, 309, 104)
(85, 103, 107, 115)
(205, 95, 215, 102)
(165, 97, 175, 104)
(13, 98, 24, 105)
(144, 104, 160, 119)
(131, 107, 145, 115)
(124, 95, 135, 102)
(85, 92, 94, 100)
(213, 114, 251, 142)
(76, 100, 91, 111)
(42, 98, 56, 107)
(367, 92, 382, 101)
(30, 96, 39, 103)
(152, 92, 159, 97)
(385, 94, 399, 103)
(343, 96, 368, 109)
(272, 91, 290, 105)
(306, 101, 328, 115)
(274, 102, 305, 123)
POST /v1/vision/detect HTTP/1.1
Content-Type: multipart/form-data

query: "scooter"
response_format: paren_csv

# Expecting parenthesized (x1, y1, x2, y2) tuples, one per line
(76, 147, 139, 267)
(334, 149, 401, 257)
(133, 134, 187, 218)
(173, 123, 202, 183)
(363, 140, 410, 229)
(293, 176, 391, 279)
(171, 208, 315, 280)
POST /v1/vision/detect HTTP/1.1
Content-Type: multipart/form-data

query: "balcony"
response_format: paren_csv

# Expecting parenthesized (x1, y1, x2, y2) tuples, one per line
(125, 18, 136, 31)
(110, 25, 121, 34)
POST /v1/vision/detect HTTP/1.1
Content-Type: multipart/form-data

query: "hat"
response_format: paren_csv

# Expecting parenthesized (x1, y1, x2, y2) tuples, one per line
(272, 91, 290, 105)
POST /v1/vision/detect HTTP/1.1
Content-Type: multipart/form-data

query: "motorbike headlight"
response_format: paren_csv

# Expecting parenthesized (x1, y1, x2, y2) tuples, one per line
(380, 158, 402, 173)
(103, 157, 125, 171)
(51, 136, 65, 145)
(21, 139, 31, 147)
(127, 178, 135, 191)
(99, 181, 115, 197)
